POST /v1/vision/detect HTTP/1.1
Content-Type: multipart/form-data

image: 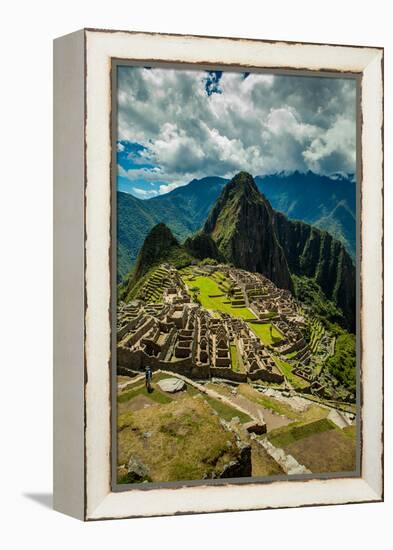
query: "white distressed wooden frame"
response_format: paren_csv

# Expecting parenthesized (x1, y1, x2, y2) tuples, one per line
(53, 28, 383, 521)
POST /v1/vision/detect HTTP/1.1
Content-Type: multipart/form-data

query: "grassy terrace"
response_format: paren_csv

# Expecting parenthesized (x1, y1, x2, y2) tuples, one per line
(238, 384, 299, 419)
(237, 384, 327, 421)
(208, 382, 328, 425)
(182, 274, 256, 319)
(310, 318, 324, 353)
(204, 395, 252, 424)
(273, 357, 310, 390)
(118, 385, 172, 406)
(285, 350, 299, 360)
(266, 418, 335, 447)
(248, 322, 282, 345)
(264, 417, 357, 473)
(301, 392, 357, 414)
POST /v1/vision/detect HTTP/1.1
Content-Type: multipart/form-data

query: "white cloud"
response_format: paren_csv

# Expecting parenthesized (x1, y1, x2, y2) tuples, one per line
(266, 107, 317, 142)
(117, 67, 357, 192)
(157, 181, 188, 195)
(303, 117, 356, 173)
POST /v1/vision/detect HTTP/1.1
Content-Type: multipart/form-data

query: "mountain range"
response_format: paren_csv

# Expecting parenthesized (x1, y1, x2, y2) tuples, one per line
(121, 172, 355, 332)
(117, 171, 356, 281)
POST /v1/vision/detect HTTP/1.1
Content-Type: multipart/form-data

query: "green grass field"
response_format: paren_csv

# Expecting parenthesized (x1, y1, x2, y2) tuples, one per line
(272, 419, 357, 474)
(117, 374, 251, 424)
(182, 275, 256, 319)
(117, 384, 172, 405)
(248, 322, 282, 345)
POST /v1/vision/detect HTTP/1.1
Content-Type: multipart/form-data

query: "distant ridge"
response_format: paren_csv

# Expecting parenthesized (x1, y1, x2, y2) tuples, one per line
(117, 170, 355, 280)
(124, 172, 355, 331)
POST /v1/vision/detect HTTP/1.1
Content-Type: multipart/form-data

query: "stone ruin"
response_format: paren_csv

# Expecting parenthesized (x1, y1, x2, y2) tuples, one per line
(117, 263, 337, 397)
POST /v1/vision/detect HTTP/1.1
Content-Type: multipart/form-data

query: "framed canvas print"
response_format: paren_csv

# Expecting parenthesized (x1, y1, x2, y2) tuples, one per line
(53, 29, 384, 520)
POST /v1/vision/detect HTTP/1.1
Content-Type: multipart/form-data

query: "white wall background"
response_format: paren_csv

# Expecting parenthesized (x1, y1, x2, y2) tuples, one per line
(0, 0, 391, 547)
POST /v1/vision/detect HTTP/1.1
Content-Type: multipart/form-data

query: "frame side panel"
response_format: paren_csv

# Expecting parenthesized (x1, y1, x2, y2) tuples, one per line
(53, 29, 86, 520)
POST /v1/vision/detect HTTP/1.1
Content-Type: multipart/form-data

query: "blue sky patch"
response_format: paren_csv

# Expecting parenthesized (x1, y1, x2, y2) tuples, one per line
(204, 71, 223, 96)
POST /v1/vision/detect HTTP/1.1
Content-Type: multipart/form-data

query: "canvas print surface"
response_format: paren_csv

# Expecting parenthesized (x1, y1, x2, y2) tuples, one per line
(114, 65, 358, 486)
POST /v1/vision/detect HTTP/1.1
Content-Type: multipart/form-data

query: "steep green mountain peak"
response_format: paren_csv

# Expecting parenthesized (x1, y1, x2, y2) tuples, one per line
(225, 171, 260, 196)
(120, 223, 194, 303)
(202, 172, 293, 291)
(133, 223, 179, 280)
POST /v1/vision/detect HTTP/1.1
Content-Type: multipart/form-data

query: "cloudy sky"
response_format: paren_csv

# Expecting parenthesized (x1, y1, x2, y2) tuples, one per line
(117, 66, 357, 198)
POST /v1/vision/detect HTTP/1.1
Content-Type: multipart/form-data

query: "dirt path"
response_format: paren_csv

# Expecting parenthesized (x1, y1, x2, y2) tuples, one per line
(118, 370, 293, 431)
(146, 370, 298, 431)
(157, 370, 263, 424)
(117, 374, 144, 392)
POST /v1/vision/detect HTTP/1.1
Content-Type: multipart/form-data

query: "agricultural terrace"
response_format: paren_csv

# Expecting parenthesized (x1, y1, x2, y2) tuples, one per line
(274, 357, 310, 390)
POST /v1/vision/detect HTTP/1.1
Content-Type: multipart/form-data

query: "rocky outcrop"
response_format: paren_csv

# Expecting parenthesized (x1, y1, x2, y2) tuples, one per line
(117, 457, 151, 484)
(157, 378, 186, 393)
(219, 442, 252, 478)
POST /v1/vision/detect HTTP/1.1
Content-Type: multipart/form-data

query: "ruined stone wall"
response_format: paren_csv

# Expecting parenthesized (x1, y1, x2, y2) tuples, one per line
(272, 322, 286, 339)
(158, 328, 177, 360)
(210, 367, 247, 383)
(122, 317, 155, 348)
(282, 337, 306, 354)
(174, 341, 192, 358)
(117, 320, 137, 340)
(117, 366, 140, 378)
(117, 346, 210, 380)
(117, 346, 143, 369)
(248, 369, 284, 384)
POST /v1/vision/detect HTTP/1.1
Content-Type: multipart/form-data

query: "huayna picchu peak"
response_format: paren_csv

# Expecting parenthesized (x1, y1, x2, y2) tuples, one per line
(201, 172, 293, 292)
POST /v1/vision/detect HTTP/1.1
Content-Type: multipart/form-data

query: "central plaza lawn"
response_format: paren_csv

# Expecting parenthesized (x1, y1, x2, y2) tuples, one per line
(248, 322, 282, 345)
(183, 275, 256, 319)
